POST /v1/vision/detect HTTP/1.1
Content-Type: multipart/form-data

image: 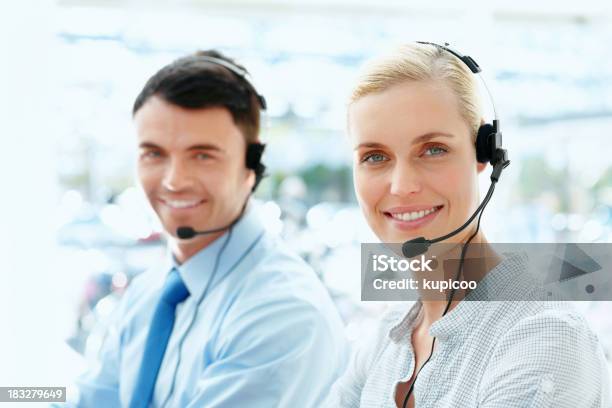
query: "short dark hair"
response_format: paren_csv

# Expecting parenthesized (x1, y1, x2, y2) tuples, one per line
(132, 50, 261, 143)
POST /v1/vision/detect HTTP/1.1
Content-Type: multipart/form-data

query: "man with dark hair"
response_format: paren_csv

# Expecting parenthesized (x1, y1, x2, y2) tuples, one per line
(68, 50, 349, 407)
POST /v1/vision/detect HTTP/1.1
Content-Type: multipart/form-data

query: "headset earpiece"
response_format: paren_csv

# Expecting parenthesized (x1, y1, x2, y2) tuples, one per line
(476, 123, 495, 164)
(476, 120, 510, 182)
(256, 94, 267, 110)
(476, 119, 505, 165)
(246, 143, 266, 191)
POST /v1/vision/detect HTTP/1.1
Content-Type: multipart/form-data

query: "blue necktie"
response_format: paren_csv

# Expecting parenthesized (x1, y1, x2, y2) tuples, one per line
(129, 268, 190, 408)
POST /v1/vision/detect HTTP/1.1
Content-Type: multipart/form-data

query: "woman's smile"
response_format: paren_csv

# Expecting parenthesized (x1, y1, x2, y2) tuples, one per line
(383, 205, 444, 231)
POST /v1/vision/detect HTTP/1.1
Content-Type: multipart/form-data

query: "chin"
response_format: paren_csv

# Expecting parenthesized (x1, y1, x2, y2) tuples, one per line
(160, 223, 180, 238)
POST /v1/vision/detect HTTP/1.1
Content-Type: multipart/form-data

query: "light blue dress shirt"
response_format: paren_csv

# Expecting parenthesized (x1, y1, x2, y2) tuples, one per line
(65, 203, 349, 407)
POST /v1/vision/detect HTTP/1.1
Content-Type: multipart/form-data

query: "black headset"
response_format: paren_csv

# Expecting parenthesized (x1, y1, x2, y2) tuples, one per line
(197, 55, 267, 192)
(400, 42, 510, 408)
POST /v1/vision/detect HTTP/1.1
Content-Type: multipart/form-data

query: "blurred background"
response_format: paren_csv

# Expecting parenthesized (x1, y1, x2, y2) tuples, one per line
(1, 0, 611, 400)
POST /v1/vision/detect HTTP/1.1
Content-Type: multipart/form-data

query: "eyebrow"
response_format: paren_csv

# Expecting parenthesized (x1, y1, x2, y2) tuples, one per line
(138, 142, 223, 152)
(355, 132, 454, 150)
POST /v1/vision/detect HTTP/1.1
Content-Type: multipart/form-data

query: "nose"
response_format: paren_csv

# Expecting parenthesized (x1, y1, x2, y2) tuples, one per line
(389, 160, 422, 197)
(162, 158, 195, 192)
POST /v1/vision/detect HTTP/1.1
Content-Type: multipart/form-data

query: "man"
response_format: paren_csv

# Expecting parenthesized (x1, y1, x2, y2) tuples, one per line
(70, 50, 348, 407)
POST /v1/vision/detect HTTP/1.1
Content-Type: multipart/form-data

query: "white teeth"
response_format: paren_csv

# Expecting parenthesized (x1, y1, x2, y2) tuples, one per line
(390, 207, 438, 222)
(165, 199, 202, 209)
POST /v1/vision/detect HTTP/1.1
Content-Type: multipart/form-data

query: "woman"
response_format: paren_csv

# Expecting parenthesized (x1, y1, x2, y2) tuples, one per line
(326, 42, 609, 407)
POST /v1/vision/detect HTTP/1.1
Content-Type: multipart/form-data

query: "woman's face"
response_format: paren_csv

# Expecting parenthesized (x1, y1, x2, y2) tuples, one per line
(349, 80, 486, 244)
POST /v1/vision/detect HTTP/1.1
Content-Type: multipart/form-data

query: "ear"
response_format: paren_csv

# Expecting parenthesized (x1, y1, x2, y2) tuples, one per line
(245, 170, 256, 190)
(476, 161, 487, 174)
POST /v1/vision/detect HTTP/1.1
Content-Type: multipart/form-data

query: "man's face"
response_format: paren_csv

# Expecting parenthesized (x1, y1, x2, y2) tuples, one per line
(134, 96, 254, 241)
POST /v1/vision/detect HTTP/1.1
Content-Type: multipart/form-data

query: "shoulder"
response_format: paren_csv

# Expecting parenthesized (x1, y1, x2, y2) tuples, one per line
(219, 232, 347, 346)
(481, 302, 609, 406)
(495, 302, 608, 374)
(231, 233, 338, 316)
(493, 302, 602, 351)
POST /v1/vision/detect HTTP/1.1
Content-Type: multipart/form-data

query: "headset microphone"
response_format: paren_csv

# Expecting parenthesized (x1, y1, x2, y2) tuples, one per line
(399, 43, 510, 408)
(176, 227, 198, 240)
(176, 203, 247, 239)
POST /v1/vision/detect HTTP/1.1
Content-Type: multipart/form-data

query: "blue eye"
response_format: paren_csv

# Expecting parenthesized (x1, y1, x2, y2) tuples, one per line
(195, 153, 211, 160)
(362, 153, 388, 163)
(142, 150, 162, 159)
(423, 146, 447, 156)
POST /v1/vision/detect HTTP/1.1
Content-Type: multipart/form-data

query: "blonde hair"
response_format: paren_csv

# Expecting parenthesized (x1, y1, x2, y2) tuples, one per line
(349, 43, 483, 139)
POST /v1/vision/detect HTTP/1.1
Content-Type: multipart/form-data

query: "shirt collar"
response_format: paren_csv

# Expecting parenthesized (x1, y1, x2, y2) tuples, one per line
(388, 301, 423, 343)
(163, 202, 266, 302)
(389, 252, 529, 343)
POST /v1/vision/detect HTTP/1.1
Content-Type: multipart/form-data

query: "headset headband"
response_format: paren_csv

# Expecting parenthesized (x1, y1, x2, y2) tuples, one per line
(417, 41, 481, 73)
(197, 55, 267, 110)
(416, 41, 498, 128)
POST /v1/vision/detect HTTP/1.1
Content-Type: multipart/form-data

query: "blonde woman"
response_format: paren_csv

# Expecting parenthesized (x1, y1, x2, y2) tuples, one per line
(326, 42, 609, 408)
